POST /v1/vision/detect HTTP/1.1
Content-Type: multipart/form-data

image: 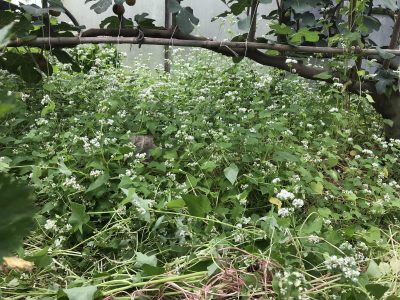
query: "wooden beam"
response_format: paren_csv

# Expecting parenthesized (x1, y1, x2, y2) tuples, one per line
(5, 36, 400, 57)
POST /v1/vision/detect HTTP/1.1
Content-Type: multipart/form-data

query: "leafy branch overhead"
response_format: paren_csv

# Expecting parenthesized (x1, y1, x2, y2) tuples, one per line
(167, 0, 199, 34)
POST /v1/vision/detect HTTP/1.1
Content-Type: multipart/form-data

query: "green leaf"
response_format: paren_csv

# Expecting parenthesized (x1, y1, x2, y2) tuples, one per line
(0, 156, 11, 172)
(58, 161, 72, 176)
(291, 28, 319, 44)
(376, 47, 395, 60)
(303, 30, 319, 42)
(0, 103, 15, 117)
(21, 5, 46, 17)
(273, 151, 299, 162)
(344, 191, 357, 201)
(122, 188, 152, 222)
(364, 226, 381, 244)
(142, 264, 165, 276)
(383, 119, 394, 128)
(176, 6, 199, 34)
(186, 174, 198, 187)
(230, 1, 248, 15)
(89, 0, 112, 14)
(167, 199, 186, 209)
(48, 0, 65, 8)
(0, 22, 13, 47)
(0, 175, 35, 259)
(200, 161, 218, 172)
(318, 208, 331, 218)
(20, 64, 42, 84)
(362, 16, 381, 34)
(135, 252, 157, 267)
(25, 247, 52, 268)
(314, 72, 332, 80)
(265, 49, 280, 56)
(183, 194, 211, 217)
(224, 163, 239, 185)
(376, 78, 394, 95)
(167, 0, 181, 13)
(207, 263, 219, 276)
(69, 202, 90, 233)
(238, 16, 251, 31)
(310, 182, 324, 194)
(41, 100, 55, 117)
(52, 49, 81, 72)
(134, 13, 157, 29)
(366, 94, 375, 103)
(300, 216, 323, 235)
(63, 286, 97, 300)
(366, 260, 382, 278)
(86, 173, 109, 193)
(286, 0, 320, 13)
(0, 89, 16, 118)
(270, 23, 292, 35)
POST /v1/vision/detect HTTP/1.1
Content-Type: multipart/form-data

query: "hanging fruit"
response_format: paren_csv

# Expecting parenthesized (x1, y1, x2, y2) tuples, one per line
(126, 0, 136, 6)
(113, 4, 125, 16)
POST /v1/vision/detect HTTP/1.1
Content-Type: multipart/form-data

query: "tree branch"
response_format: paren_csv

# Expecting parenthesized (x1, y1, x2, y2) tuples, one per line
(6, 35, 400, 57)
(371, 7, 395, 19)
(81, 28, 208, 40)
(64, 6, 80, 29)
(248, 0, 258, 42)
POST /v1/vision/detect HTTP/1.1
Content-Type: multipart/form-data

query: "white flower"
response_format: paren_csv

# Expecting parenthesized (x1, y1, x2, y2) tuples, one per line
(324, 255, 360, 282)
(44, 219, 57, 231)
(239, 198, 248, 206)
(272, 178, 281, 184)
(90, 169, 104, 177)
(54, 236, 65, 248)
(278, 207, 293, 217)
(41, 94, 51, 105)
(63, 176, 83, 190)
(285, 58, 298, 64)
(339, 241, 353, 251)
(276, 189, 295, 201)
(292, 198, 304, 208)
(308, 235, 320, 243)
(362, 149, 374, 156)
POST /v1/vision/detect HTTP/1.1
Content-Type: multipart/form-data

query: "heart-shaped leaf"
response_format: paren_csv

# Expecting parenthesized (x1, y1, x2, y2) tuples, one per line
(224, 163, 239, 185)
(183, 194, 211, 217)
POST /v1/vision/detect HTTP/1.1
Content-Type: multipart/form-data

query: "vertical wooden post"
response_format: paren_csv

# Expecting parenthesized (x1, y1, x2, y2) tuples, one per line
(164, 0, 171, 73)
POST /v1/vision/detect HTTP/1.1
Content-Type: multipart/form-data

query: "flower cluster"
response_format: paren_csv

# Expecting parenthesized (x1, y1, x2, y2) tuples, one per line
(324, 255, 360, 282)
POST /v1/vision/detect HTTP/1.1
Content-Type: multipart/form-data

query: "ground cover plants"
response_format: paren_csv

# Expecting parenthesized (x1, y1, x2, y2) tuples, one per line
(1, 46, 400, 299)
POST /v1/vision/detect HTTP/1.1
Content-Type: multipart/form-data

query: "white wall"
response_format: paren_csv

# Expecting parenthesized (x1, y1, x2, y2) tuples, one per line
(60, 0, 268, 67)
(13, 0, 399, 67)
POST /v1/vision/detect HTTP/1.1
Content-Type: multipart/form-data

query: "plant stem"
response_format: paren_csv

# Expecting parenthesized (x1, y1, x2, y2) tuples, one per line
(103, 271, 207, 295)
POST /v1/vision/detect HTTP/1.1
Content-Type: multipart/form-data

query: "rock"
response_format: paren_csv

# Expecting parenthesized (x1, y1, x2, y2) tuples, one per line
(129, 135, 155, 161)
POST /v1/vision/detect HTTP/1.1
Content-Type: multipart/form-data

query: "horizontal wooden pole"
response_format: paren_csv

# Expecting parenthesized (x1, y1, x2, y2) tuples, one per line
(5, 36, 400, 57)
